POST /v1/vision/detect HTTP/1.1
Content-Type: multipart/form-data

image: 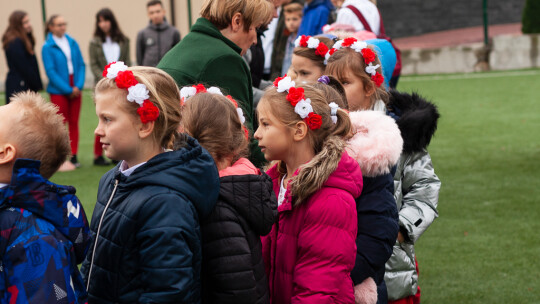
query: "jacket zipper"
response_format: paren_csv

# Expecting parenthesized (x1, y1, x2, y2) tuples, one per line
(86, 179, 119, 290)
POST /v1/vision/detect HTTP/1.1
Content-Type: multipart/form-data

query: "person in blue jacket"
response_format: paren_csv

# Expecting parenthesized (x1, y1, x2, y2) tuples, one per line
(298, 0, 335, 36)
(81, 65, 220, 303)
(0, 92, 90, 304)
(41, 15, 85, 171)
(2, 11, 43, 104)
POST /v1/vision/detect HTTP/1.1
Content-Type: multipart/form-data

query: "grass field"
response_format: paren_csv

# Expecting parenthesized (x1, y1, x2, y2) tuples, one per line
(2, 69, 539, 303)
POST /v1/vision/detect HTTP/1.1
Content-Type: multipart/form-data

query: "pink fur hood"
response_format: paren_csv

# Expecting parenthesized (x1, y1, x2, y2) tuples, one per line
(346, 111, 403, 177)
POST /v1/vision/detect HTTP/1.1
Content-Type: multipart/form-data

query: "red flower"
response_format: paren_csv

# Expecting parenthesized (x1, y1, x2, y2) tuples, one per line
(194, 84, 207, 94)
(226, 95, 239, 108)
(371, 72, 384, 87)
(115, 70, 138, 89)
(273, 74, 287, 87)
(361, 48, 376, 65)
(137, 100, 160, 123)
(328, 48, 336, 56)
(299, 35, 309, 47)
(315, 42, 329, 57)
(342, 37, 357, 47)
(286, 87, 305, 106)
(305, 112, 322, 130)
(102, 62, 116, 78)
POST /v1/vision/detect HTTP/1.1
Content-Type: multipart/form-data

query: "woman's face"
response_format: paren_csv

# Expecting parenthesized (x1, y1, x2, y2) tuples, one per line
(236, 24, 259, 56)
(290, 54, 324, 85)
(22, 15, 32, 34)
(49, 16, 67, 37)
(98, 17, 111, 35)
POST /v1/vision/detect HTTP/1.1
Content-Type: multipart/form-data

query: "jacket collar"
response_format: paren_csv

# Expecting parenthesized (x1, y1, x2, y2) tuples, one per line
(190, 17, 242, 55)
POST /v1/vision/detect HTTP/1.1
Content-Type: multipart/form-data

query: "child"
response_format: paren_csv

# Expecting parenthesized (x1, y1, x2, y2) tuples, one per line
(80, 63, 220, 303)
(317, 75, 401, 304)
(289, 35, 335, 84)
(179, 85, 277, 304)
(256, 76, 363, 303)
(281, 3, 303, 76)
(326, 38, 441, 304)
(298, 0, 334, 36)
(0, 92, 90, 303)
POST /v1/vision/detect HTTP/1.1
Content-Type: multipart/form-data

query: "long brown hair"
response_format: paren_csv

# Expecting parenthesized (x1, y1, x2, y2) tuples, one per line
(2, 10, 35, 54)
(94, 8, 126, 43)
(181, 92, 248, 165)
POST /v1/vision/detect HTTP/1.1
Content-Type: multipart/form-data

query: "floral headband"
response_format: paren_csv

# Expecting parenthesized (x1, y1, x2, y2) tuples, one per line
(180, 84, 249, 139)
(326, 37, 384, 87)
(103, 62, 160, 123)
(294, 35, 329, 62)
(273, 75, 323, 130)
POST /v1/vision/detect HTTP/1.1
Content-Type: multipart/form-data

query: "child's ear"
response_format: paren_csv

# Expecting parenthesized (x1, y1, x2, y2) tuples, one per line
(0, 144, 16, 165)
(365, 82, 376, 98)
(292, 121, 309, 142)
(139, 121, 155, 139)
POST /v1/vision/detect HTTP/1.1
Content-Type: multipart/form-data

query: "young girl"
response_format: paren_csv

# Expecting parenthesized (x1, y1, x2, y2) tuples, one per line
(80, 64, 220, 303)
(326, 38, 441, 304)
(178, 85, 277, 304)
(289, 35, 335, 84)
(256, 76, 363, 303)
(317, 75, 401, 304)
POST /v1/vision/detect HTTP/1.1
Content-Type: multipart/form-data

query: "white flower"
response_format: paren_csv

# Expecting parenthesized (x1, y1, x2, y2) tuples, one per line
(180, 86, 197, 101)
(106, 61, 128, 79)
(307, 37, 320, 49)
(294, 98, 313, 119)
(350, 41, 368, 52)
(365, 63, 381, 76)
(294, 36, 302, 47)
(207, 87, 223, 95)
(322, 24, 332, 33)
(237, 108, 245, 124)
(333, 40, 343, 50)
(329, 102, 339, 124)
(277, 76, 295, 93)
(127, 83, 149, 106)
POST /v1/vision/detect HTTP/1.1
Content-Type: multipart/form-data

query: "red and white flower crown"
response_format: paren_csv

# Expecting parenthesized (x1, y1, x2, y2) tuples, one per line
(102, 61, 160, 123)
(180, 84, 249, 139)
(325, 37, 384, 87)
(272, 75, 323, 130)
(294, 35, 329, 62)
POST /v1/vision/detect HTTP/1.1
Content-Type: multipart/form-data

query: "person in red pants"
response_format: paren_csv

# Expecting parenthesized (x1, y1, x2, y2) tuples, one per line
(42, 14, 85, 171)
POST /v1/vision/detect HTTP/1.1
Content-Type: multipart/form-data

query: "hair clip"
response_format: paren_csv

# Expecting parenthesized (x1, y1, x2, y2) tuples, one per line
(317, 75, 330, 85)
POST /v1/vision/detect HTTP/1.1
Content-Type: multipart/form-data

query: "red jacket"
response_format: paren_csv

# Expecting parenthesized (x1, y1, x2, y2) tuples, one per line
(262, 151, 363, 304)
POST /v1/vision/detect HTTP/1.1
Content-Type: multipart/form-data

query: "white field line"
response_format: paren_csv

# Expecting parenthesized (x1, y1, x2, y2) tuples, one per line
(401, 70, 540, 82)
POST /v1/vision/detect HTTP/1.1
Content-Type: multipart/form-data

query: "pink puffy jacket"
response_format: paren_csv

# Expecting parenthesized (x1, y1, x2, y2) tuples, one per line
(262, 152, 363, 304)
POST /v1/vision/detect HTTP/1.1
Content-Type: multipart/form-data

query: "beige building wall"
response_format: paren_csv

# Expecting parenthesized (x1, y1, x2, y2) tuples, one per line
(0, 0, 205, 92)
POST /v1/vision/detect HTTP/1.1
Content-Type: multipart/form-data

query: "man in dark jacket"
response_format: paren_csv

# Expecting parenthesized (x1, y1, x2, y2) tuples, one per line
(136, 0, 180, 66)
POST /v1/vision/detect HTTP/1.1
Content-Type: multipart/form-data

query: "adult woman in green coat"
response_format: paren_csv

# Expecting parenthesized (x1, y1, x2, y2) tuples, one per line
(89, 8, 131, 166)
(158, 0, 273, 168)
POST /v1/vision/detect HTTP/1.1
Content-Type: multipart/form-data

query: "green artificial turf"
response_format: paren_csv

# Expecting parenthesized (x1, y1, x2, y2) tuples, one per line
(1, 69, 539, 302)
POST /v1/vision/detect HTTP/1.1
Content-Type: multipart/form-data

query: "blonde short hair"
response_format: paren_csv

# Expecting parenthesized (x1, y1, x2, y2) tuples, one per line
(200, 0, 273, 31)
(9, 92, 70, 178)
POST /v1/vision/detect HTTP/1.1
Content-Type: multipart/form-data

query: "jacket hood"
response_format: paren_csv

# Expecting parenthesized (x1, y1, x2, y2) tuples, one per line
(148, 19, 171, 31)
(117, 136, 219, 220)
(346, 111, 403, 177)
(0, 159, 90, 261)
(388, 90, 440, 153)
(219, 173, 277, 236)
(308, 0, 335, 10)
(268, 136, 363, 207)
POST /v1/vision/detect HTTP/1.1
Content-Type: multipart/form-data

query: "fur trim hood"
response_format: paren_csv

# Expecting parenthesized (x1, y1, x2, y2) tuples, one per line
(346, 111, 403, 177)
(388, 90, 440, 154)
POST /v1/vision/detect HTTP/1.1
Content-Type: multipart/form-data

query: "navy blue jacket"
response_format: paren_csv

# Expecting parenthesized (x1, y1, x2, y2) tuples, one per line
(298, 0, 334, 36)
(0, 159, 90, 304)
(41, 33, 85, 95)
(4, 38, 43, 103)
(81, 137, 220, 303)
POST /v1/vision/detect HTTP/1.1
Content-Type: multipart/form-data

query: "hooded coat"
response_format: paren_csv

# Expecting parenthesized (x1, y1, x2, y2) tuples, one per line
(201, 159, 277, 304)
(80, 137, 220, 304)
(262, 137, 363, 304)
(0, 159, 90, 304)
(136, 20, 180, 67)
(298, 0, 335, 36)
(346, 111, 402, 304)
(384, 91, 441, 301)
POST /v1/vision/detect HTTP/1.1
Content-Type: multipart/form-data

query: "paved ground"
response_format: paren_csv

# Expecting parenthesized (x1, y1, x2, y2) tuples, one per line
(393, 23, 522, 50)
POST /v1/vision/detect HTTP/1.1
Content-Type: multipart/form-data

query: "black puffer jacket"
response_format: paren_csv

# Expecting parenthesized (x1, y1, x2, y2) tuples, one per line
(81, 137, 220, 304)
(201, 172, 277, 304)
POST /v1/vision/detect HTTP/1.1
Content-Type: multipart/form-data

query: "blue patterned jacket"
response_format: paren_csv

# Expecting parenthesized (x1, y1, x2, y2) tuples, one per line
(0, 159, 90, 304)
